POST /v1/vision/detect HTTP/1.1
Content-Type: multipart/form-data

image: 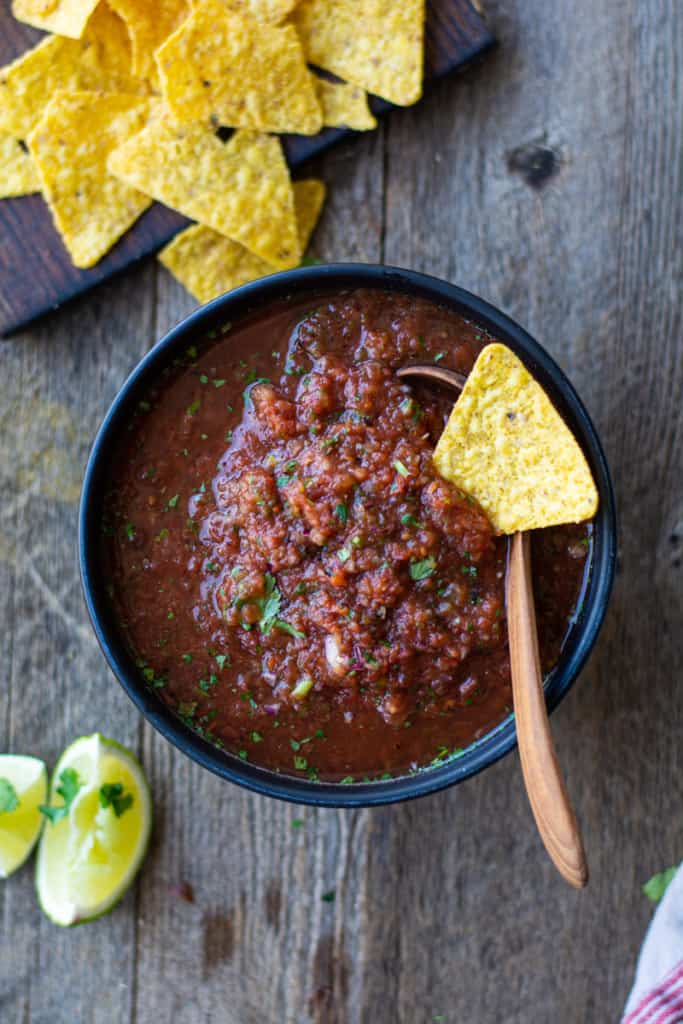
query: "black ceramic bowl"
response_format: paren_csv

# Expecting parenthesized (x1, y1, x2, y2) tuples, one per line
(80, 265, 617, 807)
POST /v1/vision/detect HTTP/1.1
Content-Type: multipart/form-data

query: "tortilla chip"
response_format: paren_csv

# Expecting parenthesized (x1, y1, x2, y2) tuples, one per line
(218, 0, 300, 22)
(109, 122, 301, 268)
(314, 77, 376, 130)
(156, 0, 321, 134)
(433, 344, 599, 534)
(11, 0, 100, 39)
(28, 91, 154, 268)
(291, 178, 325, 245)
(159, 179, 325, 302)
(0, 133, 41, 197)
(293, 0, 425, 107)
(108, 0, 190, 84)
(0, 5, 144, 138)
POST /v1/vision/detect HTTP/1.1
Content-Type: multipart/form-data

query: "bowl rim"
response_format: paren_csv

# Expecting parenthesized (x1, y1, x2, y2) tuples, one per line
(79, 263, 617, 808)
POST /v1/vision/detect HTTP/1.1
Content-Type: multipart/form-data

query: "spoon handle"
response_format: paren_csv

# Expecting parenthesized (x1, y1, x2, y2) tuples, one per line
(506, 531, 588, 888)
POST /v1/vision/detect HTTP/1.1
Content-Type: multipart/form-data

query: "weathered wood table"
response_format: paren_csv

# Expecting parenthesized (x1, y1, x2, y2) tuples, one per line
(2, 0, 681, 1020)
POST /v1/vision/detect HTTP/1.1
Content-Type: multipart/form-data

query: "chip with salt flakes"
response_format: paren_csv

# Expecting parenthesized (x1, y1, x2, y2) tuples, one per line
(28, 91, 155, 268)
(109, 123, 301, 269)
(293, 0, 425, 107)
(156, 0, 321, 135)
(433, 344, 599, 535)
(0, 4, 145, 138)
(11, 0, 100, 39)
(108, 0, 190, 84)
(219, 0, 301, 22)
(314, 77, 376, 130)
(159, 178, 325, 303)
(0, 132, 40, 197)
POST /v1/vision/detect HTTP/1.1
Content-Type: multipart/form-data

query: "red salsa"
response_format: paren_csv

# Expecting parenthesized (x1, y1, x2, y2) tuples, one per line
(103, 290, 591, 781)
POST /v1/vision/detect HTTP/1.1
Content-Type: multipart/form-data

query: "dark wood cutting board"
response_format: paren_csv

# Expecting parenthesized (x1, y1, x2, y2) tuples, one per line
(0, 1, 494, 336)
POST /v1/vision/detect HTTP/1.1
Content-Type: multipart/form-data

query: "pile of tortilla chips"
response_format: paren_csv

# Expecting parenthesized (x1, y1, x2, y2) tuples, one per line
(0, 0, 425, 302)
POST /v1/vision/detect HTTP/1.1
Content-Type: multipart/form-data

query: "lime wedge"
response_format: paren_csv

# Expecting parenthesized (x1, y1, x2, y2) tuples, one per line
(0, 755, 47, 878)
(35, 734, 152, 926)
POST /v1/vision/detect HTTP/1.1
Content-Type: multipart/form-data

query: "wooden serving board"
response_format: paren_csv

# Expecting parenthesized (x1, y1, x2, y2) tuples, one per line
(0, 1, 494, 336)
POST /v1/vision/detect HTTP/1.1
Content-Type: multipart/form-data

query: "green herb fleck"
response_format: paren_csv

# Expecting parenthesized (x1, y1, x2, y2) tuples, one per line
(340, 776, 354, 785)
(410, 556, 436, 581)
(199, 374, 209, 384)
(434, 352, 445, 362)
(290, 739, 301, 751)
(293, 755, 307, 770)
(0, 778, 20, 814)
(401, 513, 422, 527)
(99, 782, 134, 818)
(124, 522, 135, 541)
(39, 768, 82, 825)
(186, 399, 201, 416)
(334, 503, 347, 524)
(166, 493, 179, 510)
(337, 547, 351, 563)
(643, 867, 677, 902)
(393, 459, 409, 477)
(182, 653, 193, 664)
(250, 731, 263, 743)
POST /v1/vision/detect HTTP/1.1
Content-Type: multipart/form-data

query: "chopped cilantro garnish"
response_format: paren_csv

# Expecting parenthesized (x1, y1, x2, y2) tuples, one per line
(250, 731, 263, 743)
(0, 778, 19, 814)
(186, 399, 201, 416)
(199, 374, 209, 384)
(401, 513, 422, 527)
(410, 556, 436, 581)
(166, 493, 179, 510)
(340, 776, 354, 785)
(393, 459, 410, 477)
(337, 547, 351, 563)
(274, 620, 305, 639)
(290, 739, 301, 751)
(461, 564, 478, 577)
(276, 475, 291, 488)
(39, 768, 81, 825)
(99, 782, 134, 818)
(215, 654, 229, 669)
(238, 750, 247, 760)
(186, 345, 197, 359)
(285, 460, 298, 471)
(213, 378, 226, 388)
(293, 755, 307, 771)
(334, 503, 347, 524)
(182, 653, 193, 663)
(363, 651, 379, 668)
(434, 352, 445, 362)
(124, 522, 135, 541)
(643, 867, 677, 902)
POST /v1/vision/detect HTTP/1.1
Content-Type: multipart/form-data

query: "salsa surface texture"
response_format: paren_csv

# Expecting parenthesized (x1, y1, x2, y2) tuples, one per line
(103, 290, 590, 781)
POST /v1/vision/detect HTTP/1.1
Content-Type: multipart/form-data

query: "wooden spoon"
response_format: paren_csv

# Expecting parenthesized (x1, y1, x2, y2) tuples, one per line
(396, 363, 588, 889)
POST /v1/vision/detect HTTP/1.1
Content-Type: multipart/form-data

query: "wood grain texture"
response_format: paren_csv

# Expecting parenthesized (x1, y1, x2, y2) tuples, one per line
(1, 0, 682, 1021)
(0, 0, 494, 337)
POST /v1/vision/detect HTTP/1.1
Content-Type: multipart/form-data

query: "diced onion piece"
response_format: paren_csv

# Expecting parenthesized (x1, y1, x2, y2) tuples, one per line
(324, 634, 346, 676)
(291, 676, 314, 701)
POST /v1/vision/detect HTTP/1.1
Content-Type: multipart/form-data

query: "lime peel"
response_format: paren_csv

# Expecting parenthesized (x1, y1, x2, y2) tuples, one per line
(35, 734, 152, 926)
(0, 755, 48, 879)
